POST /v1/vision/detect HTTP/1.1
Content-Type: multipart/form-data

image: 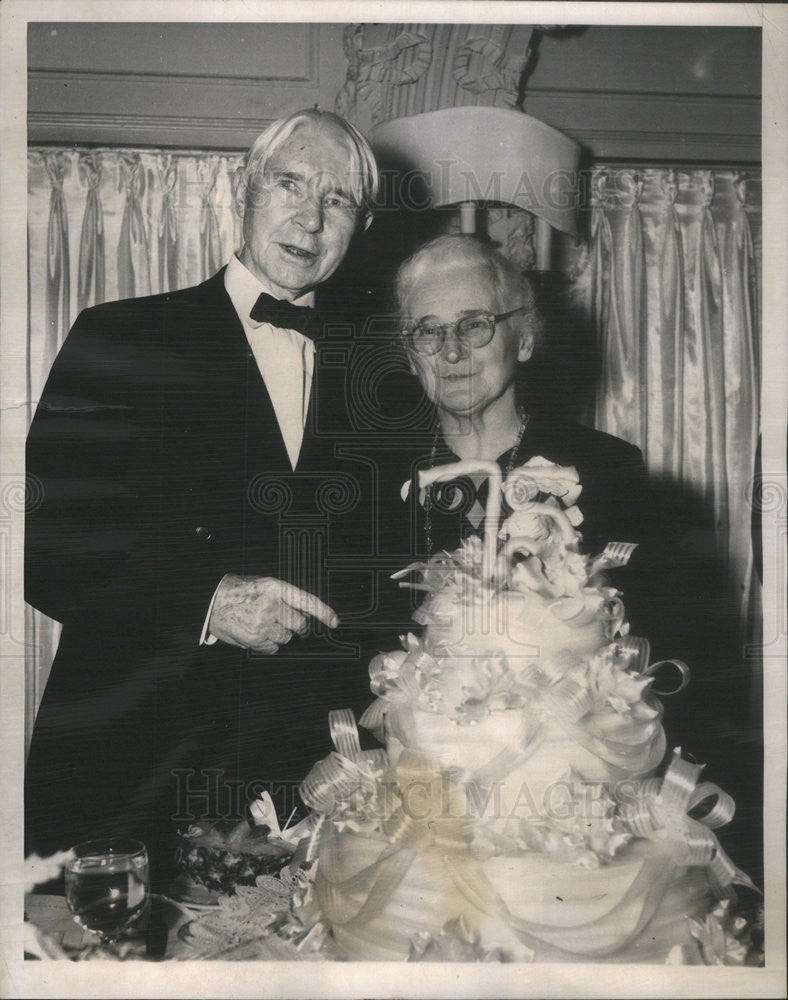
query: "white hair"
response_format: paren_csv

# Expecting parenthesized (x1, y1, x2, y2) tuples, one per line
(395, 235, 544, 348)
(242, 109, 379, 214)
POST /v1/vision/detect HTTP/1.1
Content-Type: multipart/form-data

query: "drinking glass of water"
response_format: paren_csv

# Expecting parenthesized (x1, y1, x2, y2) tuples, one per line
(65, 838, 149, 946)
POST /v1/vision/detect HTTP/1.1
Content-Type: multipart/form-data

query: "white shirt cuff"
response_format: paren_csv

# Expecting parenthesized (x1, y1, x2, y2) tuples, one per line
(199, 574, 230, 646)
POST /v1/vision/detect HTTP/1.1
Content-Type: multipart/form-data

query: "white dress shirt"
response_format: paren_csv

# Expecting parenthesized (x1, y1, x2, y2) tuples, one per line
(224, 254, 315, 470)
(200, 255, 317, 646)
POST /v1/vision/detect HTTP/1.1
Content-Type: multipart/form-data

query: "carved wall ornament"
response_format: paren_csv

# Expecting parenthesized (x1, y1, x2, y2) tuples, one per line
(334, 24, 432, 133)
(452, 36, 523, 98)
(335, 23, 537, 130)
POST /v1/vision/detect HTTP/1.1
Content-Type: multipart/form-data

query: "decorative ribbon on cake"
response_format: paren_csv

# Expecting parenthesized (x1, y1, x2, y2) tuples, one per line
(359, 634, 449, 739)
(611, 635, 691, 696)
(540, 635, 695, 779)
(300, 709, 387, 817)
(619, 749, 759, 900)
(301, 709, 504, 957)
(302, 709, 475, 855)
(588, 540, 639, 575)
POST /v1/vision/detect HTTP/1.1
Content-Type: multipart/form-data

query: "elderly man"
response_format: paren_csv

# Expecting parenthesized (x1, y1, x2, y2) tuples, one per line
(25, 109, 380, 884)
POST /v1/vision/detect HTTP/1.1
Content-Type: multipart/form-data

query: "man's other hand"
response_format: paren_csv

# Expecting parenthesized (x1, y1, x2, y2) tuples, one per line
(208, 575, 339, 653)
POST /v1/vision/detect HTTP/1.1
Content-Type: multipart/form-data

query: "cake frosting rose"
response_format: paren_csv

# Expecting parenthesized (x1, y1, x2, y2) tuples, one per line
(293, 458, 757, 963)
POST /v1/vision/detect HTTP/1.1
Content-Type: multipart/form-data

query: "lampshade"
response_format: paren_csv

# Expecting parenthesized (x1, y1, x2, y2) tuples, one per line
(370, 106, 581, 237)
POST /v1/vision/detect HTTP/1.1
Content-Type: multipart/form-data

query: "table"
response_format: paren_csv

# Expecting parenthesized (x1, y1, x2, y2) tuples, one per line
(24, 893, 195, 961)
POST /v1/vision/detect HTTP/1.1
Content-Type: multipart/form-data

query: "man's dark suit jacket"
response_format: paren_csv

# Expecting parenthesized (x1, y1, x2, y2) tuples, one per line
(25, 268, 411, 884)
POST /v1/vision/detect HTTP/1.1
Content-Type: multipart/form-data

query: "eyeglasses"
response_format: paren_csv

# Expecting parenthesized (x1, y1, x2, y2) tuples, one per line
(405, 306, 529, 356)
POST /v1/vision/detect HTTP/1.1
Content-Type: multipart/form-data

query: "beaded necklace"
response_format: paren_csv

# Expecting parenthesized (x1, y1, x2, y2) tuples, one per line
(422, 407, 530, 555)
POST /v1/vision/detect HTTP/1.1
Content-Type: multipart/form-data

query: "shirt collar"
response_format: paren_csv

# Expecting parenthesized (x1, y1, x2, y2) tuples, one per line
(225, 254, 316, 329)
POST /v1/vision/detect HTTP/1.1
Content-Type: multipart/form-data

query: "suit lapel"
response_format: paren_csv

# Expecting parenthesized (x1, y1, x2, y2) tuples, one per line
(298, 356, 321, 470)
(196, 269, 293, 469)
(192, 270, 342, 473)
(298, 335, 345, 471)
(244, 352, 292, 469)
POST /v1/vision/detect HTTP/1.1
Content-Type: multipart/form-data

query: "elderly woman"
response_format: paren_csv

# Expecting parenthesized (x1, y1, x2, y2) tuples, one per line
(394, 234, 649, 564)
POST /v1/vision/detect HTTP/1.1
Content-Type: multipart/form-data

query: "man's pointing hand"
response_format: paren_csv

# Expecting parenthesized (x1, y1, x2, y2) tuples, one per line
(208, 574, 339, 654)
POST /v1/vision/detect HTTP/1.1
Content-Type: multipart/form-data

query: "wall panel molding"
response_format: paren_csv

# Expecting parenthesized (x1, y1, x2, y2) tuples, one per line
(29, 84, 760, 163)
(27, 23, 760, 163)
(28, 112, 279, 149)
(525, 88, 761, 162)
(28, 22, 346, 150)
(30, 57, 318, 86)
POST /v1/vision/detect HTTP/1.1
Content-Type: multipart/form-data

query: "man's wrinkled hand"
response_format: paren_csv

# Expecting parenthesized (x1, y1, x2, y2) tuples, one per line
(208, 574, 339, 653)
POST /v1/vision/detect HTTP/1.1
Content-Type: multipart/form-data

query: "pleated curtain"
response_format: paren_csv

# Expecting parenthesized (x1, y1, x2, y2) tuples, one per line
(570, 167, 761, 646)
(24, 150, 762, 750)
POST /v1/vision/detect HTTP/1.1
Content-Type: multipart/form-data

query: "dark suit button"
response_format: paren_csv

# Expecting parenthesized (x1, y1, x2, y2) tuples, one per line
(195, 526, 213, 541)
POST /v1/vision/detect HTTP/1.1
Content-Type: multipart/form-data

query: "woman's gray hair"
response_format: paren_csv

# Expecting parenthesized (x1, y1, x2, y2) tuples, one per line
(394, 234, 545, 349)
(242, 108, 379, 215)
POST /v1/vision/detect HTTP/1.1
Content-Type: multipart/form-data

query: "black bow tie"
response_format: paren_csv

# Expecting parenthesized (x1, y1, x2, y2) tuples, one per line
(250, 292, 321, 339)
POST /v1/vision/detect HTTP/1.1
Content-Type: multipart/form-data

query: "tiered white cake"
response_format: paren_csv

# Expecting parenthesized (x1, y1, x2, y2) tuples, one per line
(297, 459, 752, 962)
